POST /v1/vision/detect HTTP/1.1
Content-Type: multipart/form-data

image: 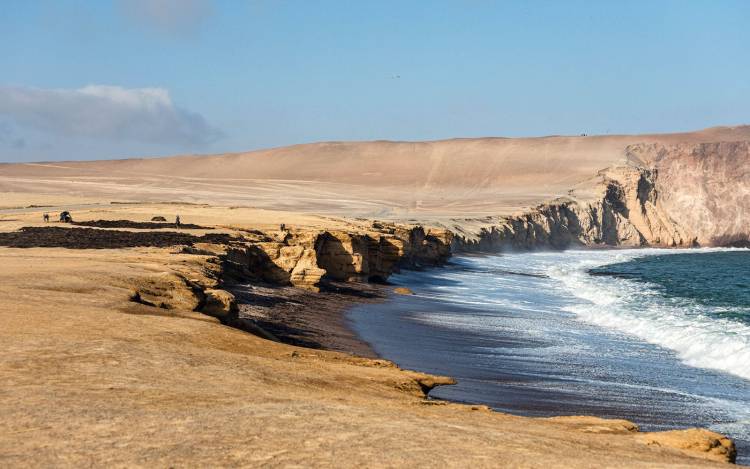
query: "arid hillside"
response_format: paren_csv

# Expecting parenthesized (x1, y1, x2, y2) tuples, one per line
(1, 125, 748, 246)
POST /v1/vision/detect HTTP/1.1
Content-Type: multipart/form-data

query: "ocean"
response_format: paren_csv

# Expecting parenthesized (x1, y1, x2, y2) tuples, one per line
(349, 249, 750, 464)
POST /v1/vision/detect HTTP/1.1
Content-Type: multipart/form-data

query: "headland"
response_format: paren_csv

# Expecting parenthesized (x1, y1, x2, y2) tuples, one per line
(1, 126, 748, 466)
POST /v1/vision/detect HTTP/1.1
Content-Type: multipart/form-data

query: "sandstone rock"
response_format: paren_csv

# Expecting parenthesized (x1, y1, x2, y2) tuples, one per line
(546, 416, 639, 434)
(453, 140, 749, 251)
(221, 237, 326, 290)
(315, 231, 372, 282)
(394, 372, 457, 397)
(215, 224, 451, 291)
(289, 248, 326, 291)
(634, 141, 750, 246)
(201, 289, 238, 322)
(276, 245, 306, 271)
(636, 428, 737, 463)
(313, 227, 452, 284)
(129, 273, 202, 311)
(393, 287, 414, 295)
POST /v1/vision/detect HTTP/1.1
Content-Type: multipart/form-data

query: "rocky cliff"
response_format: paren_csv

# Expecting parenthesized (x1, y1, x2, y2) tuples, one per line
(0, 221, 452, 330)
(633, 141, 750, 247)
(219, 223, 452, 292)
(451, 140, 749, 251)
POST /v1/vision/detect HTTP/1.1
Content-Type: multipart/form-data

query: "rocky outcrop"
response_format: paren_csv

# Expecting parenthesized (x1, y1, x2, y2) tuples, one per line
(315, 231, 383, 282)
(219, 225, 452, 291)
(223, 238, 327, 290)
(631, 141, 750, 247)
(394, 225, 453, 268)
(71, 222, 450, 299)
(129, 273, 205, 311)
(126, 262, 240, 324)
(202, 289, 239, 322)
(453, 140, 749, 251)
(314, 225, 453, 283)
(635, 428, 737, 464)
(547, 417, 736, 463)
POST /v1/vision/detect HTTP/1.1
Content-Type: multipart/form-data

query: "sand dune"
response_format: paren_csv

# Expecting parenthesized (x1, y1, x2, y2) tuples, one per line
(2, 126, 748, 220)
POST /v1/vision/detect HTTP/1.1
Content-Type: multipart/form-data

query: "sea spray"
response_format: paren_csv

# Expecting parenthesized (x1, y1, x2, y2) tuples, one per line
(546, 250, 750, 381)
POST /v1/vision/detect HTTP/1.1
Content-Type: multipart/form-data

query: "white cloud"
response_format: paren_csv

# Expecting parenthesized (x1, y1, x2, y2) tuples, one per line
(119, 0, 214, 36)
(0, 85, 222, 146)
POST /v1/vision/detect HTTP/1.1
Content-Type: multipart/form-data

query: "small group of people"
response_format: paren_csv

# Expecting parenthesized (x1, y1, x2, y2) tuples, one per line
(41, 212, 182, 226)
(43, 211, 72, 223)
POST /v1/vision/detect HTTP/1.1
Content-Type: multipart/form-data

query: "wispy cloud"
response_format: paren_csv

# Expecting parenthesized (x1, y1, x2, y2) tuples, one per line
(118, 0, 214, 36)
(0, 85, 222, 146)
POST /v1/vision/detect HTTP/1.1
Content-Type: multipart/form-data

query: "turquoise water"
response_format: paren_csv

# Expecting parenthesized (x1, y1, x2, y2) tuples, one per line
(349, 248, 750, 464)
(591, 251, 750, 325)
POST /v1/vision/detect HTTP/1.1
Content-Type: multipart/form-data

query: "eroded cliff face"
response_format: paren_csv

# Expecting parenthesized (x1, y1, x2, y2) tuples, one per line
(221, 224, 452, 291)
(453, 140, 749, 251)
(632, 141, 750, 247)
(123, 223, 453, 331)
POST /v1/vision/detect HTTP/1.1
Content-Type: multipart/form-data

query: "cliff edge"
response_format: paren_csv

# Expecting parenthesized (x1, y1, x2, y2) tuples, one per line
(0, 125, 747, 250)
(450, 137, 750, 250)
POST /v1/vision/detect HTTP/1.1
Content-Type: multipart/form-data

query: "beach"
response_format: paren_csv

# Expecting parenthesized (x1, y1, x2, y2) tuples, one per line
(4, 3, 749, 466)
(1, 126, 748, 466)
(0, 199, 741, 467)
(349, 252, 750, 464)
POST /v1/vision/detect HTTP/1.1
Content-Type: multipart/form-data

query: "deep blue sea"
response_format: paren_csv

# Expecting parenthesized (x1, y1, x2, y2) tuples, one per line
(349, 249, 750, 464)
(591, 251, 750, 326)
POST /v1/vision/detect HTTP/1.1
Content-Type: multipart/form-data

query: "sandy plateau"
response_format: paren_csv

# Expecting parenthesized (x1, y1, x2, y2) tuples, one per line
(1, 126, 748, 467)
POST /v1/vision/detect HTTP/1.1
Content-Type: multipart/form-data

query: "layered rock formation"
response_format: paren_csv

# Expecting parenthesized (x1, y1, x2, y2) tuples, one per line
(452, 139, 749, 251)
(127, 247, 240, 324)
(0, 220, 452, 330)
(217, 224, 452, 291)
(636, 141, 750, 247)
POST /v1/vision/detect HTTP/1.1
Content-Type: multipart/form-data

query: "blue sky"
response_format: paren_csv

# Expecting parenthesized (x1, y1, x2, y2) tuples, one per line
(1, 0, 748, 162)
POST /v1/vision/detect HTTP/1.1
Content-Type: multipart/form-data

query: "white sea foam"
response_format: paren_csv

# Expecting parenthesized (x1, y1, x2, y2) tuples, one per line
(394, 248, 750, 381)
(543, 249, 750, 381)
(377, 248, 750, 459)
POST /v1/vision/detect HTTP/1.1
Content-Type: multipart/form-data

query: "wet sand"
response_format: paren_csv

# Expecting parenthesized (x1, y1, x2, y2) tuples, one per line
(231, 281, 386, 358)
(347, 255, 750, 464)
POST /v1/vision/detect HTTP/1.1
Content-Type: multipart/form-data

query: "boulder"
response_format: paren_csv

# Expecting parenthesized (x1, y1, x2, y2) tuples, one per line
(129, 273, 202, 311)
(289, 248, 326, 291)
(201, 289, 238, 322)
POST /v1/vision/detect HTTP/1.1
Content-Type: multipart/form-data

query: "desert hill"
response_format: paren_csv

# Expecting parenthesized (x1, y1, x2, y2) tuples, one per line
(0, 128, 747, 466)
(1, 125, 748, 246)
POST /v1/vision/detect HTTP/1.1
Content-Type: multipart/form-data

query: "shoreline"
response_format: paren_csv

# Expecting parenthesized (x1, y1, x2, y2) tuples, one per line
(346, 251, 750, 464)
(230, 280, 386, 359)
(0, 205, 742, 466)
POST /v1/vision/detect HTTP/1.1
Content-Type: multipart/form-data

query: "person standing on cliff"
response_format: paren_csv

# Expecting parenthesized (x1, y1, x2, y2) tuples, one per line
(175, 215, 181, 228)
